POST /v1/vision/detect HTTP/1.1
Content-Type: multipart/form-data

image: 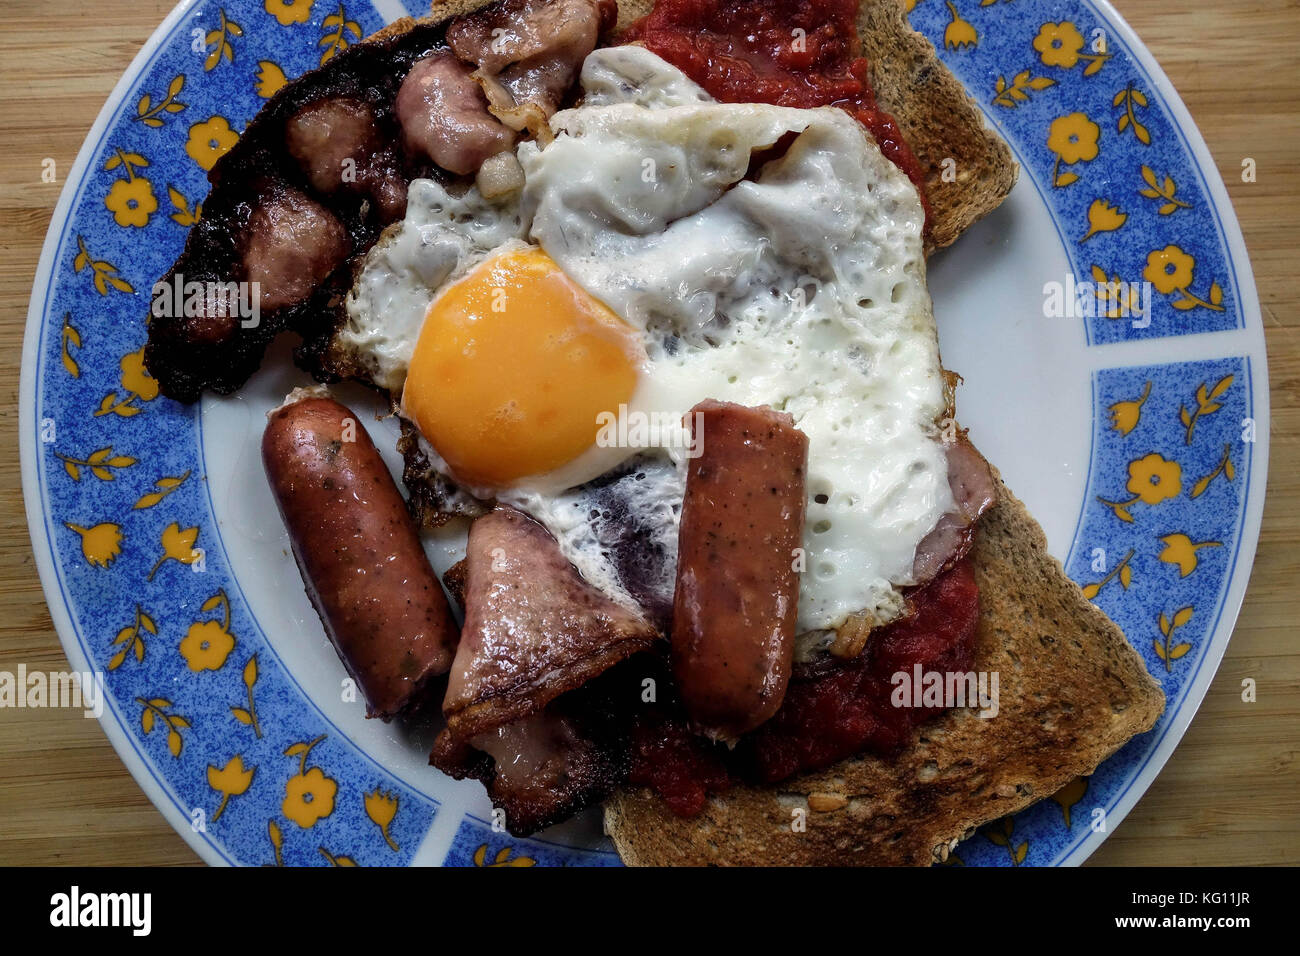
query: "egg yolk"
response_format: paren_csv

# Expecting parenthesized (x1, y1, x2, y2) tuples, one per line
(402, 247, 644, 489)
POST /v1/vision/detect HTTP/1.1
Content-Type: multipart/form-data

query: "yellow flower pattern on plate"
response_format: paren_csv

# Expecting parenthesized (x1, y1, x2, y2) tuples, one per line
(1087, 263, 1143, 320)
(1138, 165, 1192, 215)
(255, 60, 289, 98)
(185, 116, 239, 171)
(265, 0, 313, 27)
(137, 697, 191, 757)
(60, 313, 81, 377)
(983, 816, 1029, 866)
(1047, 111, 1100, 186)
(1034, 21, 1111, 75)
(180, 590, 237, 672)
(134, 74, 187, 128)
(473, 844, 538, 867)
(992, 69, 1055, 109)
(73, 235, 133, 296)
(104, 150, 157, 228)
(1052, 777, 1090, 828)
(1108, 380, 1150, 435)
(1113, 83, 1152, 144)
(319, 4, 362, 65)
(1080, 548, 1133, 600)
(1080, 198, 1126, 242)
(166, 186, 203, 227)
(943, 2, 978, 50)
(230, 654, 264, 737)
(282, 736, 338, 829)
(148, 522, 201, 581)
(65, 522, 123, 569)
(1095, 452, 1181, 522)
(1155, 607, 1194, 671)
(1144, 245, 1225, 312)
(365, 788, 400, 851)
(96, 348, 159, 418)
(1079, 364, 1243, 688)
(1127, 452, 1182, 505)
(1157, 534, 1221, 578)
(208, 755, 256, 822)
(109, 605, 156, 670)
(1189, 443, 1235, 499)
(204, 8, 244, 71)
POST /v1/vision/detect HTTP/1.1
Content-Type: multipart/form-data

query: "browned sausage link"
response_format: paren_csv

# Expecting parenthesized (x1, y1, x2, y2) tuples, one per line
(262, 395, 459, 720)
(284, 98, 409, 223)
(671, 399, 809, 742)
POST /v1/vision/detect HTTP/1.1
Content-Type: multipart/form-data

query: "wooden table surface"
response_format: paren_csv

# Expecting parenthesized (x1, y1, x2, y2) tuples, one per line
(0, 0, 1296, 867)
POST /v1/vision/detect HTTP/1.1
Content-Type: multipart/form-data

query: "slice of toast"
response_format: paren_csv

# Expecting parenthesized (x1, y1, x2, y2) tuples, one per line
(613, 0, 1017, 251)
(603, 473, 1165, 865)
(856, 0, 1017, 250)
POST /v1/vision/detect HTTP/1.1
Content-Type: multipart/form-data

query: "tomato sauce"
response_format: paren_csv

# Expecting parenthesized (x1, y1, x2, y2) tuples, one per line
(744, 557, 979, 782)
(622, 0, 930, 225)
(628, 715, 733, 817)
(628, 559, 980, 813)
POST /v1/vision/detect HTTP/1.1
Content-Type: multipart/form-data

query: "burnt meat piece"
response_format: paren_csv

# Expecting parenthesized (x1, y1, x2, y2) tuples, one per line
(145, 2, 617, 403)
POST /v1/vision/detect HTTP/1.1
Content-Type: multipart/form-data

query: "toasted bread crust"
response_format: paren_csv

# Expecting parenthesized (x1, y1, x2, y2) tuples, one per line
(603, 473, 1165, 866)
(856, 0, 1018, 250)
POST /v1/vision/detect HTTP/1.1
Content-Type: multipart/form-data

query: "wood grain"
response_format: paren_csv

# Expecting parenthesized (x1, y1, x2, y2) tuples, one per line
(0, 0, 1295, 867)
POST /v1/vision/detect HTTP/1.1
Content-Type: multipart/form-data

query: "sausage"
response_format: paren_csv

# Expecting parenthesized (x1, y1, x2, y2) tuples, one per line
(262, 393, 458, 719)
(285, 97, 380, 196)
(671, 400, 809, 742)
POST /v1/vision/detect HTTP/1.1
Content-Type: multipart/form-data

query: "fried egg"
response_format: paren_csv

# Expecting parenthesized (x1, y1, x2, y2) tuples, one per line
(402, 241, 655, 494)
(338, 46, 952, 635)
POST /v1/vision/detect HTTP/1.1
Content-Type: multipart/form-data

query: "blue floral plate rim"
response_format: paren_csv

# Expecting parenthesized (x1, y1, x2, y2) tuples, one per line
(19, 0, 1270, 866)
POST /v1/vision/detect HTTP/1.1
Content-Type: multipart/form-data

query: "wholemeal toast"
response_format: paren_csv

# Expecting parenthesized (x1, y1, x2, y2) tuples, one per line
(604, 474, 1165, 866)
(582, 5, 1155, 866)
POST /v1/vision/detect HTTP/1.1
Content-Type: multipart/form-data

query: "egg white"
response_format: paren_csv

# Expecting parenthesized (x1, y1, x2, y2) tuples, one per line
(340, 46, 952, 635)
(336, 179, 527, 392)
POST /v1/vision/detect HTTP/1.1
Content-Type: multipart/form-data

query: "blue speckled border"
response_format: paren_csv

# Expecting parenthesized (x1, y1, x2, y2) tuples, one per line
(443, 817, 622, 867)
(909, 0, 1242, 345)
